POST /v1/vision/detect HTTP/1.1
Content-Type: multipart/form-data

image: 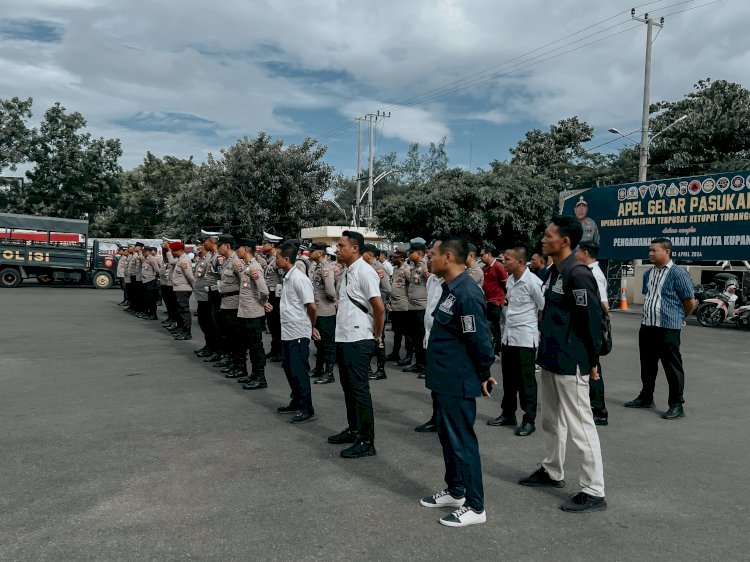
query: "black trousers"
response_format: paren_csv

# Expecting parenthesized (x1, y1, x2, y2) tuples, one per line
(406, 309, 426, 365)
(282, 338, 314, 415)
(486, 303, 503, 355)
(174, 291, 192, 335)
(389, 310, 412, 356)
(589, 362, 607, 418)
(638, 325, 685, 406)
(266, 293, 282, 355)
(220, 308, 242, 363)
(242, 317, 266, 373)
(208, 291, 223, 352)
(143, 280, 158, 316)
(118, 277, 127, 301)
(128, 276, 140, 311)
(434, 391, 484, 512)
(197, 300, 216, 349)
(337, 340, 377, 441)
(500, 345, 538, 424)
(133, 279, 145, 312)
(161, 285, 177, 322)
(314, 315, 336, 369)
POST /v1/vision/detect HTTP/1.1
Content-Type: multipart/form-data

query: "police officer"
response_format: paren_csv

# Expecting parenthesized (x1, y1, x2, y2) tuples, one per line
(418, 236, 495, 528)
(386, 249, 412, 363)
(132, 242, 145, 315)
(116, 246, 128, 305)
(308, 242, 337, 385)
(193, 236, 215, 357)
(466, 243, 484, 288)
(216, 235, 244, 372)
(575, 196, 600, 245)
(262, 238, 283, 362)
(363, 243, 391, 380)
(235, 239, 270, 389)
(125, 243, 140, 313)
(140, 246, 161, 320)
(402, 241, 429, 374)
(169, 241, 194, 340)
(200, 234, 224, 363)
(160, 242, 178, 331)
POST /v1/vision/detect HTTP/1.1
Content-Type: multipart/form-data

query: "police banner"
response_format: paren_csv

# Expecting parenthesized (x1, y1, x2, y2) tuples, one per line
(561, 170, 750, 261)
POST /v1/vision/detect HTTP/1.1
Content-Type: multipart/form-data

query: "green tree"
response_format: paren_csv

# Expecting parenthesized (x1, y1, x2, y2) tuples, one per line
(0, 96, 33, 172)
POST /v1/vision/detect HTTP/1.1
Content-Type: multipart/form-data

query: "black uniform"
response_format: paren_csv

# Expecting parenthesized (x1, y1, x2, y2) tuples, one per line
(425, 271, 495, 512)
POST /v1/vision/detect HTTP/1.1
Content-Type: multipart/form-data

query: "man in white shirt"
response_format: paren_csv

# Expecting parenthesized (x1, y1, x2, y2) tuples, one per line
(575, 241, 609, 426)
(413, 266, 444, 433)
(487, 244, 545, 436)
(327, 231, 385, 459)
(379, 250, 394, 276)
(276, 242, 318, 424)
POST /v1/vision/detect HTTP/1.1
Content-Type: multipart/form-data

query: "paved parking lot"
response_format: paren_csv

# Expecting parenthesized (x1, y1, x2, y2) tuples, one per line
(1, 286, 748, 560)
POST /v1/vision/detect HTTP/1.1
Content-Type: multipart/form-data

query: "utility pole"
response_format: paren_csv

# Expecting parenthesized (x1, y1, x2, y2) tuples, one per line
(632, 9, 664, 182)
(365, 110, 390, 225)
(355, 117, 364, 227)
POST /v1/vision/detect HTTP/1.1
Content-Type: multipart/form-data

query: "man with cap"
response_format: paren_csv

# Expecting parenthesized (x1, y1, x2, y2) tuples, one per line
(294, 241, 311, 276)
(140, 246, 161, 320)
(199, 235, 224, 362)
(262, 237, 283, 362)
(386, 248, 412, 363)
(402, 239, 430, 374)
(235, 239, 270, 388)
(169, 241, 195, 340)
(133, 242, 145, 315)
(575, 195, 600, 245)
(363, 243, 391, 380)
(116, 246, 129, 306)
(216, 235, 244, 372)
(308, 242, 338, 385)
(466, 244, 484, 288)
(160, 242, 178, 331)
(193, 236, 216, 357)
(125, 243, 141, 313)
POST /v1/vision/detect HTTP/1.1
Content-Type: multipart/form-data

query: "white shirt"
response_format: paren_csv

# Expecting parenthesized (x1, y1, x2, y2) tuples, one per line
(588, 261, 608, 304)
(280, 266, 315, 341)
(423, 274, 444, 347)
(381, 260, 394, 276)
(501, 267, 545, 348)
(335, 257, 382, 342)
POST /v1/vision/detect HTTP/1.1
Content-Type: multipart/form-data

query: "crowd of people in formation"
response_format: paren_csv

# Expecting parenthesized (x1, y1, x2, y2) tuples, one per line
(113, 218, 696, 528)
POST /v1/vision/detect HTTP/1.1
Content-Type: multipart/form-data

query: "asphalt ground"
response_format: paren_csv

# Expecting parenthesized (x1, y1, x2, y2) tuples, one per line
(1, 285, 749, 561)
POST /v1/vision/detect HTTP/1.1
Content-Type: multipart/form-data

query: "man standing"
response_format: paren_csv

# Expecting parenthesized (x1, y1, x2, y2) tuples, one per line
(199, 235, 224, 363)
(385, 249, 412, 364)
(275, 242, 318, 423)
(116, 246, 129, 305)
(262, 238, 283, 362)
(378, 250, 394, 276)
(480, 246, 508, 356)
(530, 253, 550, 282)
(169, 241, 195, 340)
(327, 230, 385, 459)
(363, 244, 391, 381)
(625, 238, 695, 420)
(160, 242, 178, 332)
(487, 244, 544, 436)
(193, 237, 215, 357)
(309, 242, 337, 385)
(519, 216, 606, 513)
(419, 236, 495, 528)
(466, 243, 484, 288)
(575, 241, 610, 426)
(401, 242, 429, 374)
(216, 235, 244, 374)
(132, 242, 145, 316)
(140, 246, 161, 320)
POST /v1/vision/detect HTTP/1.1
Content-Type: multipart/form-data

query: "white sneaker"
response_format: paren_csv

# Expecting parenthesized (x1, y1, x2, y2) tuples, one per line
(439, 505, 487, 527)
(419, 489, 466, 508)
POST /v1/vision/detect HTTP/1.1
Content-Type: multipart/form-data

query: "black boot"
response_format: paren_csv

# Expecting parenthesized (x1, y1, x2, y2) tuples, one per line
(397, 353, 413, 367)
(243, 371, 267, 390)
(311, 365, 324, 378)
(315, 364, 335, 385)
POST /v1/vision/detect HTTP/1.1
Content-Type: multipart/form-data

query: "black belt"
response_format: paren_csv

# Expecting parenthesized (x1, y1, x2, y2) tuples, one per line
(220, 291, 240, 298)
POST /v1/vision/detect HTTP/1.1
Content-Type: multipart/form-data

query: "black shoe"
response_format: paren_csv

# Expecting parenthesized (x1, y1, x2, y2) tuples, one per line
(519, 466, 565, 488)
(396, 355, 413, 367)
(560, 492, 607, 513)
(214, 359, 233, 368)
(161, 319, 172, 325)
(224, 369, 244, 378)
(194, 346, 209, 355)
(414, 421, 437, 433)
(175, 334, 192, 340)
(291, 412, 316, 424)
(268, 355, 282, 363)
(515, 421, 536, 436)
(402, 363, 424, 373)
(593, 416, 609, 426)
(368, 369, 387, 381)
(310, 367, 323, 378)
(237, 376, 254, 383)
(204, 353, 224, 363)
(327, 429, 357, 444)
(315, 367, 335, 385)
(196, 350, 213, 358)
(662, 405, 685, 420)
(145, 315, 158, 320)
(277, 404, 298, 414)
(243, 377, 267, 390)
(384, 353, 401, 362)
(624, 397, 655, 408)
(417, 372, 426, 379)
(341, 439, 376, 459)
(487, 415, 517, 427)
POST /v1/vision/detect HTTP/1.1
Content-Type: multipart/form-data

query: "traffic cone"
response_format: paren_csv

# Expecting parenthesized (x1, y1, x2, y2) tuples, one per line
(619, 287, 629, 311)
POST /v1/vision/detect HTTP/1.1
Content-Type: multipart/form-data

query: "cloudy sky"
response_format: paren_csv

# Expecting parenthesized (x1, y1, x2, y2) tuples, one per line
(1, 0, 747, 177)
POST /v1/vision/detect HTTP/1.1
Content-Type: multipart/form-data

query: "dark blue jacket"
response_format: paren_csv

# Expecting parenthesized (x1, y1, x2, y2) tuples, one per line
(425, 271, 495, 398)
(538, 253, 602, 376)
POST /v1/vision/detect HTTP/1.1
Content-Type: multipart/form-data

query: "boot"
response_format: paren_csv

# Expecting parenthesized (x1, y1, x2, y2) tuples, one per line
(203, 352, 223, 363)
(214, 357, 233, 368)
(315, 364, 335, 385)
(384, 351, 401, 362)
(225, 366, 246, 379)
(243, 371, 267, 390)
(311, 365, 324, 378)
(397, 353, 413, 367)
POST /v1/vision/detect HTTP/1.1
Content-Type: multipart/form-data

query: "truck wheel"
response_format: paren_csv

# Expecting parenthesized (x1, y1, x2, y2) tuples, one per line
(0, 268, 22, 288)
(93, 271, 113, 289)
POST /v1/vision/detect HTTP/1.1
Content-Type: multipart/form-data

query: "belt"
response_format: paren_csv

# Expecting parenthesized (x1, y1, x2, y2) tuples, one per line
(220, 291, 240, 299)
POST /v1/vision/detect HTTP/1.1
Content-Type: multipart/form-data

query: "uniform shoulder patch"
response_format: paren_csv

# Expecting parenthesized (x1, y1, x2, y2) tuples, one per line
(573, 288, 588, 306)
(439, 294, 456, 314)
(181, 261, 188, 269)
(461, 315, 476, 333)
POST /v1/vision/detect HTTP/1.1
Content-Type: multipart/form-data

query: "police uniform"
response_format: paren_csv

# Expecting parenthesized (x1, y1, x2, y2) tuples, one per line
(388, 259, 412, 361)
(370, 258, 392, 377)
(159, 247, 177, 325)
(194, 247, 221, 355)
(310, 249, 337, 382)
(237, 251, 270, 384)
(405, 253, 429, 370)
(126, 245, 141, 312)
(425, 270, 495, 514)
(170, 245, 195, 337)
(116, 249, 128, 304)
(264, 250, 284, 359)
(576, 197, 600, 245)
(219, 244, 244, 369)
(467, 262, 484, 288)
(140, 249, 161, 319)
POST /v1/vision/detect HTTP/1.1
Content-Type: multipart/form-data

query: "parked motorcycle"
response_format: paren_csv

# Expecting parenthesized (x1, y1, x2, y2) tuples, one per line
(695, 278, 750, 328)
(694, 273, 744, 308)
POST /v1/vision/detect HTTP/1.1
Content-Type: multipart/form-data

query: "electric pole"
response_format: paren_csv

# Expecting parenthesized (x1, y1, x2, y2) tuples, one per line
(355, 117, 364, 227)
(632, 9, 664, 182)
(365, 110, 390, 225)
